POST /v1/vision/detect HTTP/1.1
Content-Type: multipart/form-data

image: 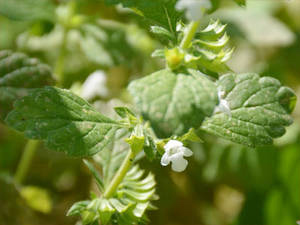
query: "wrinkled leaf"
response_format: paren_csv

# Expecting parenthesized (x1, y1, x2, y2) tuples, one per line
(202, 73, 296, 147)
(0, 50, 54, 120)
(5, 87, 122, 156)
(128, 69, 218, 137)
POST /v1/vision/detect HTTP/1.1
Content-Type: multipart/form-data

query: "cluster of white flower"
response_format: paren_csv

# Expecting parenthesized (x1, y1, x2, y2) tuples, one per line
(161, 140, 193, 172)
(81, 70, 109, 100)
(176, 0, 212, 21)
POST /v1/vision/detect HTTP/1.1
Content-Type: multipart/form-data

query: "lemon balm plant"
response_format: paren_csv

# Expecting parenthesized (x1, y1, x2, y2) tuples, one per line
(0, 0, 297, 224)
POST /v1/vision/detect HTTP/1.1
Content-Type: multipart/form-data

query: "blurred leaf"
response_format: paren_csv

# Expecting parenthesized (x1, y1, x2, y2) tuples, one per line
(5, 87, 122, 156)
(0, 0, 55, 22)
(20, 186, 53, 213)
(128, 69, 218, 138)
(202, 73, 296, 147)
(218, 9, 295, 47)
(80, 23, 135, 67)
(104, 0, 180, 36)
(0, 50, 54, 121)
(265, 189, 297, 225)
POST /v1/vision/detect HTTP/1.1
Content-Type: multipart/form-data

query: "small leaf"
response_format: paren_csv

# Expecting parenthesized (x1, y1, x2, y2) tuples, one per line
(0, 50, 54, 120)
(128, 69, 218, 137)
(178, 128, 203, 143)
(114, 107, 136, 119)
(5, 87, 122, 156)
(151, 49, 165, 58)
(150, 26, 175, 41)
(126, 124, 145, 154)
(202, 73, 296, 147)
(143, 127, 158, 161)
(68, 165, 157, 225)
(67, 200, 90, 216)
(20, 186, 52, 214)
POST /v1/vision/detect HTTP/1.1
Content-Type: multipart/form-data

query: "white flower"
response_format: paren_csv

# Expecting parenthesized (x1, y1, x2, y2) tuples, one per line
(81, 70, 109, 100)
(161, 140, 193, 172)
(214, 89, 231, 116)
(176, 0, 212, 21)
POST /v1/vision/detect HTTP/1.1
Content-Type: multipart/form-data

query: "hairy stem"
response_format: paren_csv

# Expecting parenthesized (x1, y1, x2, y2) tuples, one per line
(14, 140, 40, 184)
(104, 149, 136, 198)
(180, 21, 200, 49)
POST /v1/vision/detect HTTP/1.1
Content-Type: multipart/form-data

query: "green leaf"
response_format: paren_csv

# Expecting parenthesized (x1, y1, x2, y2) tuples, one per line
(104, 0, 180, 36)
(68, 165, 157, 225)
(114, 107, 136, 119)
(128, 69, 218, 138)
(5, 87, 122, 156)
(20, 186, 52, 214)
(188, 20, 233, 74)
(126, 125, 145, 154)
(150, 25, 175, 41)
(0, 0, 55, 22)
(0, 50, 54, 121)
(80, 23, 135, 67)
(202, 73, 296, 147)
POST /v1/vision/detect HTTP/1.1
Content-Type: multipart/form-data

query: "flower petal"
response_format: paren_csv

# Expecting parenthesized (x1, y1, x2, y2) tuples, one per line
(171, 157, 188, 172)
(164, 140, 183, 151)
(160, 153, 170, 166)
(181, 147, 193, 157)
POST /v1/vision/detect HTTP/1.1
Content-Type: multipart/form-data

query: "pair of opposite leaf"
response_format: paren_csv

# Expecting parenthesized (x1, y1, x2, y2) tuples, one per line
(1, 50, 297, 156)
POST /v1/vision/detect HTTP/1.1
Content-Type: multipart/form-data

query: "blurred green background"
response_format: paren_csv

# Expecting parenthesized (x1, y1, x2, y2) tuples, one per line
(0, 0, 299, 225)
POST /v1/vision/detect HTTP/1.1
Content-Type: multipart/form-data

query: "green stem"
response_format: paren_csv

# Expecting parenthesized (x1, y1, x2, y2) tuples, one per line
(55, 27, 69, 87)
(104, 149, 136, 198)
(14, 140, 40, 184)
(180, 21, 200, 49)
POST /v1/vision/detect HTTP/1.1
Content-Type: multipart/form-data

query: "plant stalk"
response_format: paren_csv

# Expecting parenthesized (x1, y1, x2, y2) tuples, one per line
(180, 21, 200, 49)
(14, 140, 40, 184)
(103, 149, 136, 198)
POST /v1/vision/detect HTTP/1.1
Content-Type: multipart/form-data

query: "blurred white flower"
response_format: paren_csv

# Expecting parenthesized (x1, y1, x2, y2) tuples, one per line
(214, 89, 231, 116)
(176, 0, 212, 21)
(161, 140, 193, 172)
(81, 70, 109, 100)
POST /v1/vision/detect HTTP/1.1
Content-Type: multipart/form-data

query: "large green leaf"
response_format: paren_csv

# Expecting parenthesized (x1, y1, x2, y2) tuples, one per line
(5, 87, 122, 156)
(202, 73, 296, 147)
(0, 50, 54, 120)
(0, 0, 55, 22)
(128, 69, 218, 138)
(104, 0, 180, 36)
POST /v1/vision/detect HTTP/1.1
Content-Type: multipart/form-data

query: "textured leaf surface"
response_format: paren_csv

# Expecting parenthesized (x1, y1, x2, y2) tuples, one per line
(0, 0, 55, 21)
(104, 0, 180, 35)
(128, 69, 218, 137)
(0, 50, 54, 120)
(202, 73, 296, 147)
(5, 87, 121, 156)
